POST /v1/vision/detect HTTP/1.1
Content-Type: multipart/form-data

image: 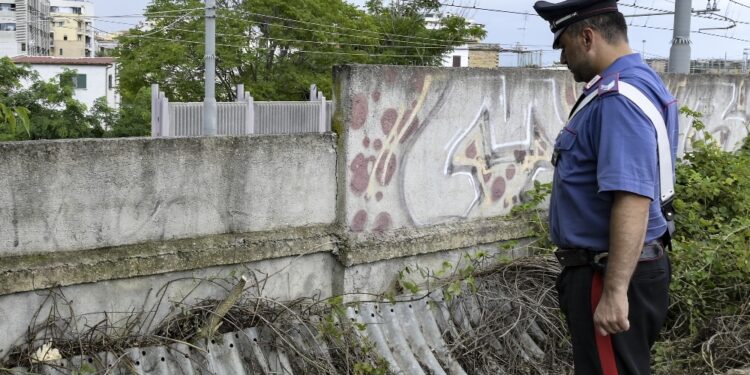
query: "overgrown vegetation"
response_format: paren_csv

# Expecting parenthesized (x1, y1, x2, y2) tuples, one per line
(1, 274, 390, 374)
(652, 108, 750, 374)
(0, 57, 131, 141)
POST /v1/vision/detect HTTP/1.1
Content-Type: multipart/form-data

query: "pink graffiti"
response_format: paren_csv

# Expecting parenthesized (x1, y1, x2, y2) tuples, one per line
(491, 177, 506, 202)
(399, 116, 420, 144)
(350, 153, 375, 195)
(351, 94, 369, 130)
(375, 150, 397, 186)
(372, 212, 393, 232)
(506, 165, 516, 180)
(381, 109, 398, 135)
(466, 142, 477, 159)
(351, 210, 368, 232)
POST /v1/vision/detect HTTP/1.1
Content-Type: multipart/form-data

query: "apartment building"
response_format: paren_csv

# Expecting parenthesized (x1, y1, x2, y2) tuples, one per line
(12, 55, 119, 109)
(50, 0, 94, 57)
(0, 0, 51, 57)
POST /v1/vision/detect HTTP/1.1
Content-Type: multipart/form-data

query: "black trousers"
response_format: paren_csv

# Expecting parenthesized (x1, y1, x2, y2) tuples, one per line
(556, 253, 671, 375)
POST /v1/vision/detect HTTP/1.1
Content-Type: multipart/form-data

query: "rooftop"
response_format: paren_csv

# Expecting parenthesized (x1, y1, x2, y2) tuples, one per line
(11, 56, 115, 66)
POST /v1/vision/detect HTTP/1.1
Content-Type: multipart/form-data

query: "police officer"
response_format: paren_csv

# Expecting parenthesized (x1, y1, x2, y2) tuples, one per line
(532, 1, 679, 374)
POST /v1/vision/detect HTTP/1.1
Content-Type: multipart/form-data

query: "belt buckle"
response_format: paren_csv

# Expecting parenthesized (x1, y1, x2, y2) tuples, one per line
(593, 252, 609, 264)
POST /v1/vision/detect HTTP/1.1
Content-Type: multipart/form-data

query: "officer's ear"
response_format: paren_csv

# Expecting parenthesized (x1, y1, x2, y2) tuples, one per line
(581, 28, 595, 50)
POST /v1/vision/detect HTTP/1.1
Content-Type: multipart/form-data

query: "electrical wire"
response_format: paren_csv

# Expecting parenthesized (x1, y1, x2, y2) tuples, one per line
(162, 27, 466, 50)
(116, 34, 447, 60)
(438, 2, 536, 16)
(218, 14, 463, 48)
(729, 0, 750, 9)
(226, 8, 480, 46)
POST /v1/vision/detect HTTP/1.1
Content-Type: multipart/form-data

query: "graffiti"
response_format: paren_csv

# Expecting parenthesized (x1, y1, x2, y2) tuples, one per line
(666, 77, 750, 153)
(345, 68, 570, 232)
(346, 70, 440, 232)
(344, 68, 750, 234)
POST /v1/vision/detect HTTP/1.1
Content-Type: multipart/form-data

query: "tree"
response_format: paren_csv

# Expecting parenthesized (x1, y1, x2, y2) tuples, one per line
(0, 58, 113, 141)
(115, 0, 485, 104)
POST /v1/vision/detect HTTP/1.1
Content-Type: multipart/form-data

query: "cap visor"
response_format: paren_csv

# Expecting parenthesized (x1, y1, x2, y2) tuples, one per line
(553, 27, 566, 48)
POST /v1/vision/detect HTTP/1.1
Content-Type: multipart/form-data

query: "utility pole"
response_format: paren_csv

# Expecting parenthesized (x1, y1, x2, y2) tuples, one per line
(203, 0, 217, 135)
(669, 0, 692, 73)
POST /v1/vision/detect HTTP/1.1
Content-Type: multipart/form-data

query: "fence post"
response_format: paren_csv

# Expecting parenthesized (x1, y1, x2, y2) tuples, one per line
(310, 84, 318, 102)
(151, 84, 160, 137)
(161, 94, 171, 136)
(236, 84, 244, 101)
(245, 94, 254, 135)
(318, 91, 326, 133)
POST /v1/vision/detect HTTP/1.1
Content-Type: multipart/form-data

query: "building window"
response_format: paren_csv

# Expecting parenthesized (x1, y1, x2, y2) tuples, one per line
(0, 23, 16, 31)
(77, 34, 81, 41)
(452, 55, 462, 67)
(108, 74, 113, 89)
(57, 21, 64, 27)
(73, 74, 87, 89)
(63, 35, 67, 41)
(21, 43, 26, 51)
(59, 48, 63, 55)
(0, 3, 15, 11)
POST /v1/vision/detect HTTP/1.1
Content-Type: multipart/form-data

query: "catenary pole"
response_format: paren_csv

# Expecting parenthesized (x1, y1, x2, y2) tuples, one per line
(203, 0, 217, 135)
(669, 0, 692, 73)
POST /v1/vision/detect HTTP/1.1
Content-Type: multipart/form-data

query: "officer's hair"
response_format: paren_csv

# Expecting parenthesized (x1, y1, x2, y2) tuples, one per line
(566, 12, 629, 45)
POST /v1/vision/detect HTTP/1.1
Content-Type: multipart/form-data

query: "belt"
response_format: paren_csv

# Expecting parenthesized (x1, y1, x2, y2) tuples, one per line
(554, 241, 664, 268)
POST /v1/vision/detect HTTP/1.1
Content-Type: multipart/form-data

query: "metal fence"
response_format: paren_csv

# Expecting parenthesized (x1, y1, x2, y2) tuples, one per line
(151, 84, 331, 137)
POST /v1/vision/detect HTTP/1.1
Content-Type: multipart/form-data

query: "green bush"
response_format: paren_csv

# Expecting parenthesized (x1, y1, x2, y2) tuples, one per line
(651, 108, 750, 374)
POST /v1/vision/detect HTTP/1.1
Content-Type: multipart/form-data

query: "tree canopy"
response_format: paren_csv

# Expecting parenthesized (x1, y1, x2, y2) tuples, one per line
(0, 57, 112, 141)
(115, 0, 485, 105)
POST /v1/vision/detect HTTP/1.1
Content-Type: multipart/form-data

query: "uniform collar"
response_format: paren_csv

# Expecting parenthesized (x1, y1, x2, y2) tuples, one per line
(582, 53, 642, 95)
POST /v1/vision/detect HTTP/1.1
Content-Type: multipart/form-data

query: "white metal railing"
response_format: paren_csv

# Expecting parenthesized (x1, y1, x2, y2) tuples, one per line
(151, 84, 331, 137)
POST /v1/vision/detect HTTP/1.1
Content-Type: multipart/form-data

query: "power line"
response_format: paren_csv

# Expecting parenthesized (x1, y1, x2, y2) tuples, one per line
(697, 30, 750, 42)
(218, 14, 462, 48)
(438, 2, 537, 16)
(165, 27, 465, 50)
(729, 0, 750, 9)
(117, 34, 445, 60)
(227, 9, 479, 46)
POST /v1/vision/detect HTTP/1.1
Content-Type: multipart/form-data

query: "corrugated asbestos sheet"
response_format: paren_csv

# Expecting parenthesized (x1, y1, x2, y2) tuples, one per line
(11, 290, 543, 375)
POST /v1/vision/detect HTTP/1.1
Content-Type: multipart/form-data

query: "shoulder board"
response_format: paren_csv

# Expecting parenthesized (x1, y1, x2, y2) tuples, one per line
(597, 73, 620, 96)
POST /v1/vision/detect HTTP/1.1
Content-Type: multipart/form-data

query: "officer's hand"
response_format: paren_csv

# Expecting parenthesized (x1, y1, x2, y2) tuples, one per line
(593, 289, 630, 336)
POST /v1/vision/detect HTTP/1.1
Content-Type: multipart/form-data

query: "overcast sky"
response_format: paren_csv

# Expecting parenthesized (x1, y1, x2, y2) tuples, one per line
(90, 0, 750, 65)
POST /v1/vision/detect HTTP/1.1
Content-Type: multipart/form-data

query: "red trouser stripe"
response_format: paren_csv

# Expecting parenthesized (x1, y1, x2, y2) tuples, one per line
(591, 271, 620, 375)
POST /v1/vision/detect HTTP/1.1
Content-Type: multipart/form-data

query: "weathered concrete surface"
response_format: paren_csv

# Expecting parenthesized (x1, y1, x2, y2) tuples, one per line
(334, 65, 750, 236)
(340, 215, 533, 266)
(0, 134, 337, 256)
(663, 73, 750, 154)
(0, 224, 336, 295)
(0, 252, 343, 358)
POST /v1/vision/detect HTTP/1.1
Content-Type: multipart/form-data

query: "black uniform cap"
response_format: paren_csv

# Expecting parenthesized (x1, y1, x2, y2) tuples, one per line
(533, 0, 619, 48)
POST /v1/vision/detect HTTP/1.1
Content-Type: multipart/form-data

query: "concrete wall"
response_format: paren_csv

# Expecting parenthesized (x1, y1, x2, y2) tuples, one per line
(333, 65, 750, 240)
(663, 74, 750, 154)
(1, 65, 749, 360)
(0, 135, 337, 258)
